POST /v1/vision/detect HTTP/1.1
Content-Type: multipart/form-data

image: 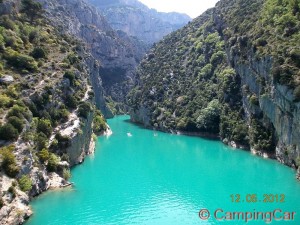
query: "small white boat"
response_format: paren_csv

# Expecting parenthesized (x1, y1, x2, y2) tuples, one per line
(127, 132, 132, 137)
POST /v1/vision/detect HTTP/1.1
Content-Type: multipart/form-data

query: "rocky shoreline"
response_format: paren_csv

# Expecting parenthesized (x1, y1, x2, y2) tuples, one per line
(0, 123, 112, 225)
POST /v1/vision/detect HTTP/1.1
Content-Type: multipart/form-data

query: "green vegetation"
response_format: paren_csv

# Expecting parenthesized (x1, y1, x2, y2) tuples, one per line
(196, 100, 221, 133)
(93, 110, 107, 134)
(37, 148, 50, 163)
(30, 47, 47, 59)
(128, 9, 249, 145)
(78, 102, 91, 118)
(61, 153, 70, 163)
(128, 0, 300, 152)
(37, 118, 53, 137)
(220, 0, 300, 90)
(55, 133, 71, 148)
(8, 116, 25, 133)
(62, 168, 71, 180)
(20, 0, 43, 23)
(0, 94, 13, 107)
(0, 0, 107, 202)
(65, 95, 78, 109)
(4, 48, 38, 72)
(63, 71, 76, 85)
(8, 185, 16, 198)
(0, 145, 20, 177)
(46, 153, 59, 172)
(0, 123, 19, 140)
(18, 175, 32, 192)
(35, 132, 48, 150)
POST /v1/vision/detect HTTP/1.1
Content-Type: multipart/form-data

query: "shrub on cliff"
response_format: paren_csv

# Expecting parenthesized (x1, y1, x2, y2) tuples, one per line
(46, 153, 59, 172)
(30, 47, 47, 59)
(67, 52, 80, 65)
(37, 148, 49, 163)
(61, 153, 70, 163)
(34, 132, 48, 150)
(18, 175, 32, 192)
(0, 123, 19, 141)
(65, 95, 78, 109)
(0, 32, 4, 49)
(4, 48, 38, 72)
(49, 108, 70, 124)
(62, 168, 71, 180)
(0, 94, 13, 108)
(93, 110, 107, 134)
(8, 186, 16, 198)
(7, 105, 29, 119)
(0, 146, 20, 178)
(78, 102, 91, 118)
(249, 95, 259, 106)
(0, 16, 16, 30)
(249, 118, 274, 152)
(63, 70, 75, 85)
(55, 133, 71, 149)
(7, 116, 25, 133)
(50, 133, 71, 150)
(28, 29, 39, 43)
(196, 100, 221, 133)
(37, 118, 53, 137)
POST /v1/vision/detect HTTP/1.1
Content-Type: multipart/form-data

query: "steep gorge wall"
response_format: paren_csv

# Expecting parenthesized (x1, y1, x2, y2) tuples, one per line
(227, 46, 300, 167)
(38, 0, 148, 114)
(0, 1, 106, 223)
(128, 0, 300, 176)
(66, 109, 94, 166)
(212, 0, 300, 168)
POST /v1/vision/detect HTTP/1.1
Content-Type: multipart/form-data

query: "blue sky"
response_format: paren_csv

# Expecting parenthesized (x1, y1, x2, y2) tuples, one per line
(138, 0, 220, 18)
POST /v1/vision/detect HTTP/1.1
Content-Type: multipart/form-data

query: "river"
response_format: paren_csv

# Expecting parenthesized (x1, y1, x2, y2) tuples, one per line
(26, 115, 300, 225)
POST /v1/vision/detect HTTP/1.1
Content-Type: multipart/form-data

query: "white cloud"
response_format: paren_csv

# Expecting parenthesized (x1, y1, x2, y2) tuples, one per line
(138, 0, 220, 18)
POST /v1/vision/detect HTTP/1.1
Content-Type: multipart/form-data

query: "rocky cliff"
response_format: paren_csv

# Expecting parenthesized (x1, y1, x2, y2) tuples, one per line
(128, 0, 300, 177)
(88, 0, 191, 44)
(38, 0, 148, 115)
(0, 0, 107, 223)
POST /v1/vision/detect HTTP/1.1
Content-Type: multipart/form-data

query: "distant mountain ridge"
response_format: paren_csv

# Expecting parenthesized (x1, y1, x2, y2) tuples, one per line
(88, 0, 191, 43)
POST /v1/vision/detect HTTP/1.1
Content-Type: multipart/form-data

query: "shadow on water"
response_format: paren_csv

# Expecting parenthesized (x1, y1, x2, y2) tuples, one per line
(123, 118, 153, 131)
(117, 116, 277, 167)
(123, 117, 231, 143)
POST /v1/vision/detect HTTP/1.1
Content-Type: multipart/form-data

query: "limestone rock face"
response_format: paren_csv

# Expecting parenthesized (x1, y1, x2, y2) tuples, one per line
(66, 108, 94, 166)
(38, 0, 148, 113)
(212, 8, 300, 169)
(88, 0, 191, 44)
(130, 104, 151, 127)
(0, 175, 32, 225)
(0, 75, 14, 84)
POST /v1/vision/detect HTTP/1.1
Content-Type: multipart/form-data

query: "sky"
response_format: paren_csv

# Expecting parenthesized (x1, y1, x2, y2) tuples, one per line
(138, 0, 220, 18)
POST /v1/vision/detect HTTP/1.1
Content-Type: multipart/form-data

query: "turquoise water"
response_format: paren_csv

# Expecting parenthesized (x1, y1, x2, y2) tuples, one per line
(27, 115, 300, 225)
